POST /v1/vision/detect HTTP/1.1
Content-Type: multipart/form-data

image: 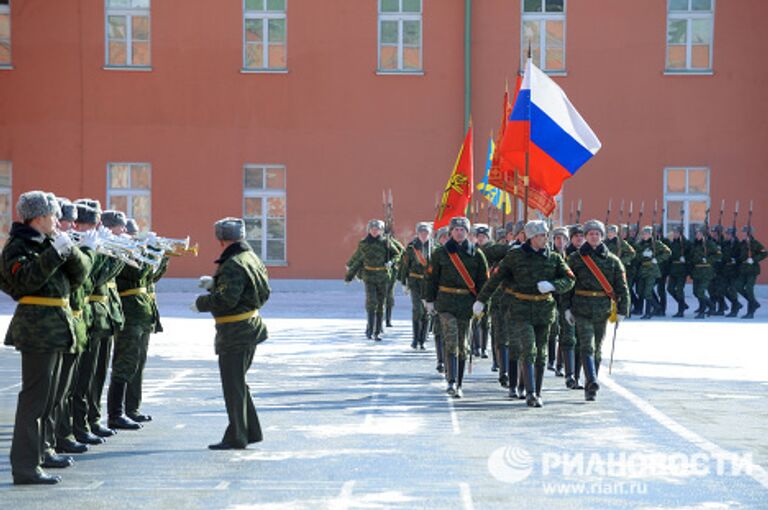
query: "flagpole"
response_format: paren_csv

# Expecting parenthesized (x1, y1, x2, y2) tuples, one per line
(523, 43, 531, 224)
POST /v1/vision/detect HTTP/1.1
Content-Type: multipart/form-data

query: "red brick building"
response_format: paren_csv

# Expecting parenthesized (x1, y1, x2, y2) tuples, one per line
(1, 0, 766, 280)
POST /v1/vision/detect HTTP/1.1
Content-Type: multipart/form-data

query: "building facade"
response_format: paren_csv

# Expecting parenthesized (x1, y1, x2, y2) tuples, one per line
(1, 0, 766, 280)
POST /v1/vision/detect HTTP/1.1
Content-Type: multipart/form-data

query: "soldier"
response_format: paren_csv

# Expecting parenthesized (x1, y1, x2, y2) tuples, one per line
(471, 224, 494, 358)
(548, 226, 570, 377)
(431, 226, 450, 373)
(384, 234, 405, 328)
(3, 191, 90, 485)
(736, 226, 766, 319)
(708, 225, 728, 316)
(656, 224, 671, 316)
(424, 217, 489, 398)
(605, 225, 636, 282)
(667, 226, 690, 318)
(399, 222, 433, 350)
(562, 224, 585, 389)
(633, 226, 671, 319)
(192, 218, 270, 449)
(344, 219, 400, 341)
(721, 227, 743, 317)
(475, 220, 574, 407)
(688, 226, 721, 319)
(563, 220, 629, 401)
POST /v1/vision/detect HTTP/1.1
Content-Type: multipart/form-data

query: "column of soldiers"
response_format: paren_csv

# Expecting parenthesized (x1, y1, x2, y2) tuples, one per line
(1, 191, 170, 485)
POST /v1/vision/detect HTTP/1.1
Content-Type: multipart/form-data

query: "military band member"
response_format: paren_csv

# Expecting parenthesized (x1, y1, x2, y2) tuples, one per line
(345, 219, 400, 341)
(192, 218, 270, 449)
(3, 191, 90, 485)
(667, 226, 690, 318)
(399, 222, 433, 350)
(563, 220, 629, 402)
(736, 226, 766, 319)
(633, 226, 671, 319)
(425, 217, 489, 398)
(476, 220, 574, 407)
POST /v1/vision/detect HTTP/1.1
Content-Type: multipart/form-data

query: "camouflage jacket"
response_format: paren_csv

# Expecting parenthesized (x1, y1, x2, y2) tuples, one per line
(70, 247, 97, 353)
(88, 254, 125, 336)
(147, 255, 170, 333)
(632, 238, 671, 279)
(478, 242, 574, 324)
(604, 236, 636, 271)
(478, 241, 509, 267)
(737, 237, 767, 276)
(398, 238, 433, 290)
(116, 261, 156, 335)
(667, 237, 690, 277)
(345, 234, 400, 284)
(196, 241, 270, 355)
(2, 222, 91, 353)
(688, 238, 721, 279)
(563, 242, 630, 320)
(719, 239, 741, 275)
(425, 239, 489, 320)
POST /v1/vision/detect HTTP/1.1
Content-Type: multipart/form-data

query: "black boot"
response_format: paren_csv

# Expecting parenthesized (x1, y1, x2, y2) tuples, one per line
(516, 361, 526, 399)
(673, 299, 685, 318)
(455, 358, 465, 398)
(435, 335, 444, 373)
(564, 349, 577, 389)
(742, 301, 760, 319)
(572, 352, 584, 390)
(726, 300, 742, 318)
(694, 299, 707, 319)
(523, 362, 537, 407)
(385, 306, 393, 328)
(411, 320, 420, 349)
(534, 364, 545, 407)
(419, 317, 429, 349)
(555, 346, 564, 377)
(710, 297, 725, 316)
(584, 355, 600, 401)
(507, 357, 518, 398)
(365, 311, 374, 339)
(499, 347, 509, 388)
(446, 354, 458, 396)
(641, 300, 654, 320)
(107, 381, 142, 430)
(373, 310, 383, 341)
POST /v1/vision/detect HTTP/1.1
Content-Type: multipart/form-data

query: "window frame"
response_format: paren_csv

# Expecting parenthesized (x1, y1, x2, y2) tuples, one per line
(0, 0, 11, 68)
(104, 0, 152, 70)
(663, 167, 711, 237)
(377, 0, 423, 75)
(243, 164, 287, 266)
(106, 162, 152, 231)
(242, 0, 288, 73)
(665, 0, 715, 74)
(0, 160, 11, 248)
(520, 0, 567, 75)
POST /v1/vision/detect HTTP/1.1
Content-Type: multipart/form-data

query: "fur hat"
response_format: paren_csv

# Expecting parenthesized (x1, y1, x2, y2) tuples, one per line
(125, 218, 139, 235)
(474, 224, 491, 237)
(552, 226, 568, 239)
(606, 224, 619, 234)
(16, 191, 60, 221)
(435, 226, 450, 240)
(367, 219, 385, 231)
(583, 219, 606, 237)
(215, 217, 245, 241)
(672, 225, 684, 234)
(524, 220, 549, 239)
(642, 225, 654, 234)
(74, 202, 101, 225)
(511, 220, 525, 237)
(569, 224, 585, 238)
(415, 222, 432, 234)
(58, 198, 78, 222)
(449, 216, 470, 232)
(495, 228, 507, 241)
(74, 198, 102, 214)
(725, 226, 737, 235)
(101, 210, 128, 228)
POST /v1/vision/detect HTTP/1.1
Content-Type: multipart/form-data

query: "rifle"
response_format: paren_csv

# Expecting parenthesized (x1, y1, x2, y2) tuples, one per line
(605, 198, 612, 225)
(718, 199, 725, 243)
(616, 200, 624, 258)
(568, 201, 574, 225)
(383, 189, 394, 265)
(625, 201, 634, 241)
(651, 200, 658, 257)
(635, 201, 644, 243)
(575, 199, 583, 224)
(732, 200, 739, 235)
(747, 200, 754, 258)
(680, 205, 685, 240)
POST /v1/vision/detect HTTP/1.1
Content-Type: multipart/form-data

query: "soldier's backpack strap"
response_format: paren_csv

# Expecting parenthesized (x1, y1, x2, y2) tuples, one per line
(447, 252, 478, 297)
(578, 253, 616, 301)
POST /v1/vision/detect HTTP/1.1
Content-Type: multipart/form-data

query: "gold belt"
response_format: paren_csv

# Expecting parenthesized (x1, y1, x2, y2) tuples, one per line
(642, 261, 654, 266)
(72, 310, 83, 319)
(695, 264, 711, 268)
(107, 281, 117, 289)
(672, 261, 686, 264)
(505, 289, 551, 301)
(439, 286, 470, 295)
(364, 266, 387, 271)
(214, 309, 259, 324)
(119, 287, 147, 297)
(408, 272, 424, 279)
(575, 290, 606, 297)
(18, 296, 69, 307)
(87, 295, 109, 304)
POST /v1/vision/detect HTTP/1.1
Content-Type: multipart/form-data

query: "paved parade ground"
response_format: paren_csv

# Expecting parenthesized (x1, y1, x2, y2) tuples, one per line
(1, 280, 767, 509)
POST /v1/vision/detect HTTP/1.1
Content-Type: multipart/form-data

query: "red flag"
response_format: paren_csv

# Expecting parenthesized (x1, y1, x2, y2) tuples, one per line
(434, 125, 473, 230)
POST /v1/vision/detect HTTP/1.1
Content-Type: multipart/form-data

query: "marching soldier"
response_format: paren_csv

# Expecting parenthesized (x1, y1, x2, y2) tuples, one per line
(344, 219, 400, 341)
(399, 222, 433, 350)
(688, 226, 721, 319)
(425, 217, 489, 398)
(475, 220, 574, 407)
(721, 227, 743, 317)
(192, 218, 270, 449)
(656, 224, 671, 316)
(472, 224, 494, 358)
(548, 226, 570, 377)
(563, 220, 629, 401)
(604, 225, 636, 280)
(3, 191, 90, 485)
(563, 224, 585, 389)
(633, 226, 671, 319)
(384, 235, 405, 328)
(736, 226, 766, 319)
(431, 226, 450, 373)
(667, 226, 690, 318)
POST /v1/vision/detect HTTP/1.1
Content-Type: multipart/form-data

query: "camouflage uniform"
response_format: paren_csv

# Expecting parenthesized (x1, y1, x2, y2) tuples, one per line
(480, 240, 511, 385)
(735, 231, 766, 319)
(398, 230, 433, 349)
(688, 232, 722, 319)
(196, 240, 270, 448)
(633, 229, 671, 319)
(667, 233, 690, 317)
(384, 237, 405, 327)
(720, 230, 743, 317)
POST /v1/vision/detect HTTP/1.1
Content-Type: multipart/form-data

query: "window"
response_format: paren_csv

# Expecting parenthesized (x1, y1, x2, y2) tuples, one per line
(378, 0, 422, 73)
(243, 0, 287, 71)
(522, 0, 565, 73)
(0, 0, 10, 66)
(105, 0, 151, 68)
(664, 167, 710, 238)
(666, 0, 714, 72)
(243, 165, 286, 265)
(0, 161, 11, 247)
(107, 163, 151, 231)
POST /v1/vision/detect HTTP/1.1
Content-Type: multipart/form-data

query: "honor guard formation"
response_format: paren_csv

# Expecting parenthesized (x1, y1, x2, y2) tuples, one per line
(1, 191, 268, 485)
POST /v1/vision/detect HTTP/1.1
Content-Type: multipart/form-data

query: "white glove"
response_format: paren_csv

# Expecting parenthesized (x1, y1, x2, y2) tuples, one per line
(564, 309, 575, 326)
(198, 275, 214, 290)
(189, 297, 200, 313)
(642, 249, 653, 258)
(747, 257, 754, 264)
(679, 256, 685, 263)
(537, 281, 556, 294)
(701, 257, 707, 264)
(424, 301, 435, 314)
(472, 301, 485, 317)
(51, 232, 74, 257)
(651, 258, 658, 264)
(79, 229, 99, 251)
(385, 260, 394, 269)
(403, 286, 410, 295)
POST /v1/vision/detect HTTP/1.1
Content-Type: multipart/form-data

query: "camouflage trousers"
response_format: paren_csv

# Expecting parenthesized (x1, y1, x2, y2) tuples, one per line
(385, 277, 396, 310)
(437, 312, 470, 359)
(512, 320, 551, 366)
(495, 309, 522, 358)
(709, 272, 727, 300)
(735, 273, 758, 305)
(723, 267, 740, 303)
(408, 279, 426, 322)
(575, 316, 608, 368)
(555, 307, 576, 350)
(635, 275, 657, 301)
(667, 273, 687, 303)
(112, 329, 151, 384)
(364, 281, 387, 314)
(692, 275, 713, 301)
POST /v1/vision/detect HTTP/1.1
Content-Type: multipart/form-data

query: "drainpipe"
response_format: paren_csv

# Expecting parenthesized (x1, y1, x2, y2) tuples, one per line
(464, 0, 471, 132)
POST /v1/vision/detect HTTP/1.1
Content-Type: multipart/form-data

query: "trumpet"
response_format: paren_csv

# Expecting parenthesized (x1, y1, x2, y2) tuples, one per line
(136, 233, 198, 257)
(68, 229, 163, 269)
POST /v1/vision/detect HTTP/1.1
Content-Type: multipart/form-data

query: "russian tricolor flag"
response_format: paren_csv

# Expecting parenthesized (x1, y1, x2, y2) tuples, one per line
(501, 58, 601, 197)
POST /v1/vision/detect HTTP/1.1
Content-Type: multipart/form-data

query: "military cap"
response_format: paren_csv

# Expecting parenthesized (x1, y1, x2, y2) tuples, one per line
(583, 219, 606, 237)
(504, 221, 517, 232)
(725, 226, 737, 235)
(449, 216, 470, 231)
(125, 218, 139, 235)
(74, 198, 102, 214)
(710, 225, 722, 233)
(16, 190, 60, 221)
(495, 228, 507, 241)
(642, 225, 654, 234)
(552, 226, 568, 239)
(57, 198, 78, 222)
(512, 220, 526, 237)
(694, 225, 707, 234)
(569, 224, 584, 238)
(435, 226, 450, 239)
(74, 202, 101, 225)
(415, 222, 432, 234)
(474, 224, 491, 237)
(742, 225, 753, 234)
(367, 219, 385, 231)
(606, 224, 619, 234)
(101, 210, 128, 228)
(215, 217, 245, 241)
(524, 220, 549, 239)
(672, 224, 684, 234)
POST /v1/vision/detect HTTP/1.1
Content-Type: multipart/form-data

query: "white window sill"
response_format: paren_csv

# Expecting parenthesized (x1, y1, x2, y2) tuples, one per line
(265, 261, 288, 267)
(664, 70, 714, 76)
(240, 68, 288, 74)
(545, 70, 567, 77)
(376, 70, 424, 76)
(103, 65, 153, 72)
(0, 65, 13, 71)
